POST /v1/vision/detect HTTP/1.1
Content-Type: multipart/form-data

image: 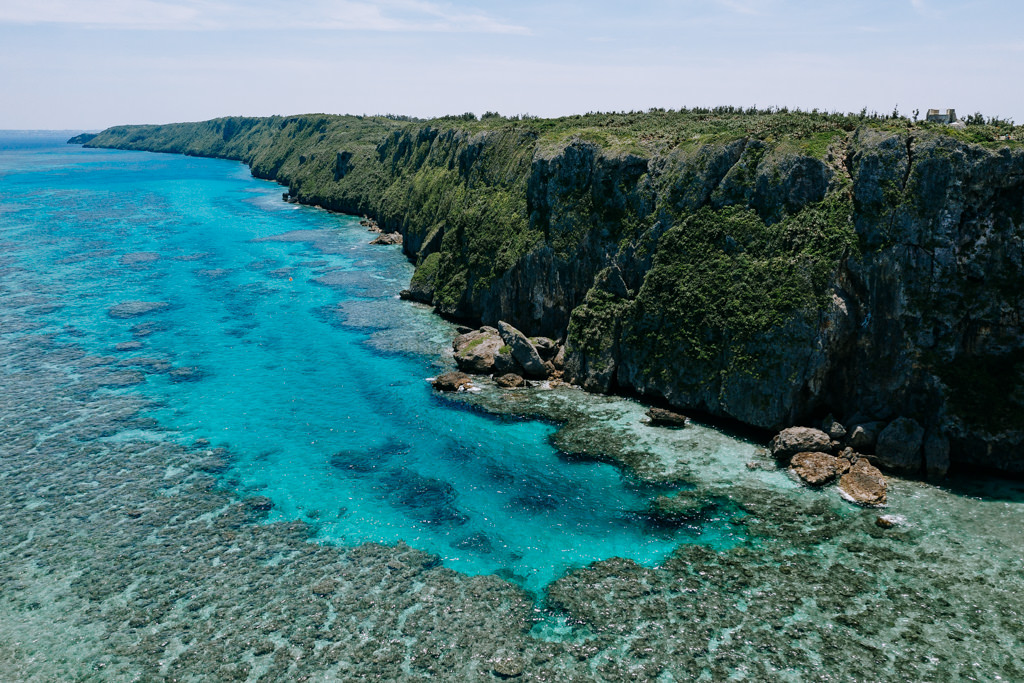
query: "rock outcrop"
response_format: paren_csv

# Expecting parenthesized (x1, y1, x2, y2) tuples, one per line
(875, 417, 925, 473)
(497, 321, 547, 378)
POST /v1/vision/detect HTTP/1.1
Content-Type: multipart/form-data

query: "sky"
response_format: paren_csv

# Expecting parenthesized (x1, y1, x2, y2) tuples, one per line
(1, 0, 1021, 129)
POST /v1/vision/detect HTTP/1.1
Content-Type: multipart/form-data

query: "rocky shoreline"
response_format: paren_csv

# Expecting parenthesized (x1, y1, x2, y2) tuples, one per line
(431, 318, 954, 510)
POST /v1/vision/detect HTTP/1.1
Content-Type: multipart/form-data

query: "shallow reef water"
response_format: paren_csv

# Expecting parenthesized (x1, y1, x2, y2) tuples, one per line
(2, 134, 1024, 681)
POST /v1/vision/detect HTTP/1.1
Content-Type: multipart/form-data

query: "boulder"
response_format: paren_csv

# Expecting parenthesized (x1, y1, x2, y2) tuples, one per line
(789, 451, 850, 487)
(495, 373, 525, 389)
(491, 651, 524, 679)
(645, 407, 688, 427)
(432, 372, 473, 392)
(769, 427, 833, 460)
(848, 421, 885, 452)
(497, 321, 547, 378)
(875, 417, 925, 473)
(837, 460, 887, 507)
(822, 416, 847, 441)
(452, 329, 503, 374)
(924, 429, 950, 478)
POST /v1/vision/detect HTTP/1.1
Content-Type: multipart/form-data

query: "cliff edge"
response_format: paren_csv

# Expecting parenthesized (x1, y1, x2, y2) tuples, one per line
(78, 110, 1024, 474)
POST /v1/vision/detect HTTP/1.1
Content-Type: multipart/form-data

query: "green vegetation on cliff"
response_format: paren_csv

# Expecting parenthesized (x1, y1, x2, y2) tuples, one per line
(81, 108, 1024, 471)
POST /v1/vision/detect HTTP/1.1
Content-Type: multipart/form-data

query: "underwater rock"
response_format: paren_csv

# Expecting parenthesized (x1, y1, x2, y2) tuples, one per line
(650, 491, 710, 519)
(875, 417, 925, 473)
(837, 460, 888, 507)
(169, 366, 206, 382)
(491, 650, 524, 678)
(114, 341, 143, 352)
(645, 407, 688, 427)
(432, 372, 473, 392)
(108, 300, 169, 319)
(100, 370, 146, 387)
(770, 427, 833, 460)
(497, 321, 547, 378)
(119, 251, 160, 265)
(789, 451, 850, 487)
(244, 496, 274, 513)
(310, 579, 337, 596)
(495, 373, 525, 389)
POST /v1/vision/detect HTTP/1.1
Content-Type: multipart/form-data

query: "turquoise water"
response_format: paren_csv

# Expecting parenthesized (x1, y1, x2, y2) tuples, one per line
(0, 135, 741, 592)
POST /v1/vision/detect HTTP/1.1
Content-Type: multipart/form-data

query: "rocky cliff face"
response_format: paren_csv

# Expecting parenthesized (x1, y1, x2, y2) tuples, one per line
(82, 115, 1024, 473)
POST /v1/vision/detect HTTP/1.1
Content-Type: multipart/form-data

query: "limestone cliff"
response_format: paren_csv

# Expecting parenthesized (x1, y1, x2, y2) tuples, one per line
(79, 111, 1024, 473)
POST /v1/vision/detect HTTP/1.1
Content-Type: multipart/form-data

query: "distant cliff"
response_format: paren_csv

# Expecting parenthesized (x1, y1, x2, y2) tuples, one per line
(80, 110, 1024, 474)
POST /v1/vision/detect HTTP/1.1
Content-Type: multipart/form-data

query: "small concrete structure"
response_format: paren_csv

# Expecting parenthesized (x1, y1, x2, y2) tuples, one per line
(926, 108, 958, 124)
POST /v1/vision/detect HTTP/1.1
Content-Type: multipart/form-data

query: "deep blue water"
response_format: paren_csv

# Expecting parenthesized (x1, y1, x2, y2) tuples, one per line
(0, 133, 738, 591)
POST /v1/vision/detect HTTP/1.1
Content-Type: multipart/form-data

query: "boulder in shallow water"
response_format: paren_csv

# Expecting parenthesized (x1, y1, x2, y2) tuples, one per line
(490, 650, 524, 678)
(495, 373, 525, 389)
(114, 341, 143, 352)
(770, 427, 833, 460)
(497, 321, 547, 378)
(838, 460, 888, 507)
(646, 407, 688, 427)
(108, 301, 169, 319)
(789, 451, 850, 487)
(875, 417, 924, 473)
(432, 371, 473, 392)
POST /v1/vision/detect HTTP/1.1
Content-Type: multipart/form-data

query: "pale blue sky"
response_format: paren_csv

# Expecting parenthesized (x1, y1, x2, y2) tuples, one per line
(1, 0, 1020, 129)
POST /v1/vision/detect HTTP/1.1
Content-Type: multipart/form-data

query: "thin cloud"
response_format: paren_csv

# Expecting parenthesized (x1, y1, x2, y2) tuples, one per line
(0, 0, 530, 34)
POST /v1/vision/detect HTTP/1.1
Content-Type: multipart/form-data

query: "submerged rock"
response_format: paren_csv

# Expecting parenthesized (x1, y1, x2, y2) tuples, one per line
(645, 407, 688, 427)
(169, 366, 206, 382)
(770, 427, 833, 460)
(789, 451, 850, 487)
(875, 417, 925, 473)
(490, 650, 525, 678)
(432, 372, 473, 392)
(838, 460, 888, 507)
(108, 301, 169, 319)
(497, 321, 547, 378)
(114, 341, 143, 352)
